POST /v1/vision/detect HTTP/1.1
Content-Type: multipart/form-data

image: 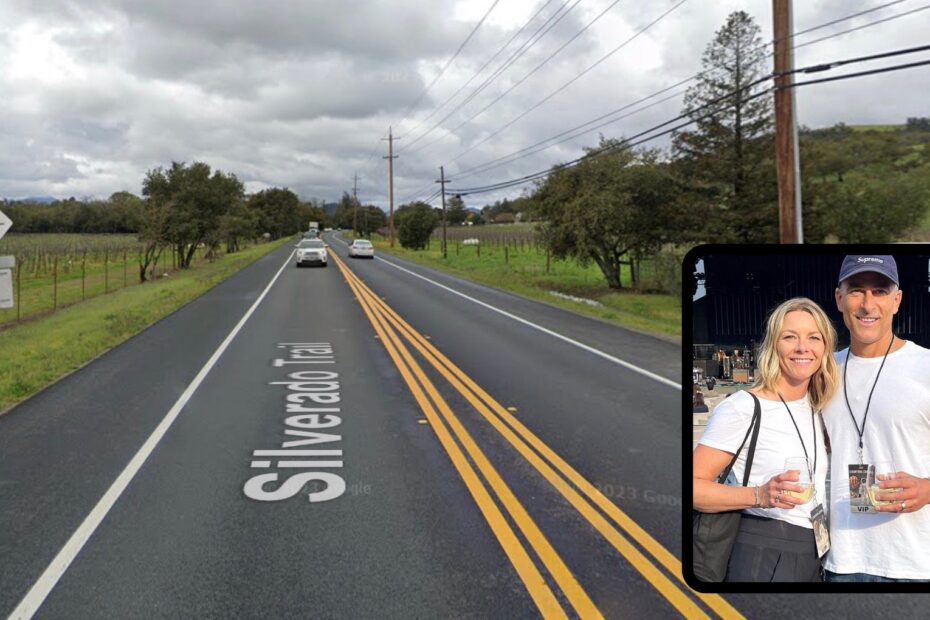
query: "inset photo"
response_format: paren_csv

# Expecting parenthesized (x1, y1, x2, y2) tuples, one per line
(683, 245, 930, 592)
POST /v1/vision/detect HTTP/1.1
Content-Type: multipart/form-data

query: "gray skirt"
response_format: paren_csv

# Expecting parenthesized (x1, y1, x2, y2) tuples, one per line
(725, 514, 822, 582)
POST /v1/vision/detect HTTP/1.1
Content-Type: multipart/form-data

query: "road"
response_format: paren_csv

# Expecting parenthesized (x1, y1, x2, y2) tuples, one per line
(0, 233, 921, 618)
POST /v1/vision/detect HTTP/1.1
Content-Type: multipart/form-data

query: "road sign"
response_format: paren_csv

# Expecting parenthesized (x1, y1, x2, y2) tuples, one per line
(0, 255, 13, 309)
(0, 209, 11, 241)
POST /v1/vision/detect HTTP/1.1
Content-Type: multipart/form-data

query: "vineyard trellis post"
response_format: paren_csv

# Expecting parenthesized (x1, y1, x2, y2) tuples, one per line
(104, 249, 109, 294)
(53, 255, 58, 310)
(82, 250, 86, 300)
(16, 261, 22, 322)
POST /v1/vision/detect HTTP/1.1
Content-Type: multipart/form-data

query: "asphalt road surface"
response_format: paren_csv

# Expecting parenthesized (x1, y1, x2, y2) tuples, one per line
(0, 233, 923, 619)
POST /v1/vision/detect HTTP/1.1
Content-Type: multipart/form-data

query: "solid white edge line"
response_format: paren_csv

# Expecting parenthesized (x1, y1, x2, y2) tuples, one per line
(372, 254, 681, 390)
(8, 249, 296, 620)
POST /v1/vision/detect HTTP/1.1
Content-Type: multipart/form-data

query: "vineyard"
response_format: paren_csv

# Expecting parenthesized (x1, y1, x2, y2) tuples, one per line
(0, 234, 208, 326)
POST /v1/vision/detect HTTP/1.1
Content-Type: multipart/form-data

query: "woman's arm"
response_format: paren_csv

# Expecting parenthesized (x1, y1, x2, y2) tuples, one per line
(693, 444, 758, 513)
(693, 444, 801, 513)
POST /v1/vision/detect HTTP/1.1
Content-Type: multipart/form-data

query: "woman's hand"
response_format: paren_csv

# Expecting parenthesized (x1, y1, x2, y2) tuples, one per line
(759, 470, 805, 509)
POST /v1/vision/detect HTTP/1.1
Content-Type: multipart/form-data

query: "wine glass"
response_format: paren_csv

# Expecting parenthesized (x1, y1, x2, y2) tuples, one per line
(783, 457, 814, 504)
(868, 460, 901, 506)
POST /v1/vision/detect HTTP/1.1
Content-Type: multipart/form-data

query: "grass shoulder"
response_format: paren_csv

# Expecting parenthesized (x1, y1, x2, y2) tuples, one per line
(0, 238, 290, 414)
(366, 234, 681, 340)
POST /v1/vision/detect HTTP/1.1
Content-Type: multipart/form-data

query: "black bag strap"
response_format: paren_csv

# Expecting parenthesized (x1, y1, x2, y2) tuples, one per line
(715, 392, 762, 487)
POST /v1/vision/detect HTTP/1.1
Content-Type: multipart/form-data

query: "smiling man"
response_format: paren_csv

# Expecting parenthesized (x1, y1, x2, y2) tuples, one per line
(823, 254, 930, 582)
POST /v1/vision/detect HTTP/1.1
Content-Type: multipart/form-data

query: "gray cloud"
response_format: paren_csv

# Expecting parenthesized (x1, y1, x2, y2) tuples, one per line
(1, 0, 927, 206)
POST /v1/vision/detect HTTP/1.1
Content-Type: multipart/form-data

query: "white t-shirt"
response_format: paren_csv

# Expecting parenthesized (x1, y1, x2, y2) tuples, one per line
(700, 390, 828, 530)
(823, 341, 930, 579)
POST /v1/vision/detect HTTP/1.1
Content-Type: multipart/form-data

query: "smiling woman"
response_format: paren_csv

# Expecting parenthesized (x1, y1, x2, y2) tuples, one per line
(692, 297, 839, 583)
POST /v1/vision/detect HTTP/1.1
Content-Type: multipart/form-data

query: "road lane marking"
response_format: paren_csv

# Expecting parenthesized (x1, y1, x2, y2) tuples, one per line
(372, 255, 680, 390)
(352, 281, 603, 620)
(335, 256, 571, 619)
(9, 248, 298, 620)
(340, 257, 743, 620)
(351, 272, 710, 619)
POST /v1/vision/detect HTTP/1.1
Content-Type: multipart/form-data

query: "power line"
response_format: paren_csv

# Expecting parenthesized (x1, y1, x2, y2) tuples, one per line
(793, 1, 930, 51)
(448, 49, 930, 197)
(406, 0, 617, 156)
(449, 2, 929, 182)
(449, 0, 690, 165)
(395, 0, 501, 135)
(399, 0, 582, 154)
(400, 0, 558, 142)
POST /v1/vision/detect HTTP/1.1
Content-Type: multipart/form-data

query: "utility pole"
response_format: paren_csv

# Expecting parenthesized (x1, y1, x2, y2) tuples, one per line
(773, 0, 803, 243)
(382, 127, 399, 248)
(436, 166, 450, 258)
(352, 173, 359, 237)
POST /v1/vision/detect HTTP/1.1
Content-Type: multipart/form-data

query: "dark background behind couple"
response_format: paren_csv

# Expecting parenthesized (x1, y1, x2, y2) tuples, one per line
(692, 252, 930, 361)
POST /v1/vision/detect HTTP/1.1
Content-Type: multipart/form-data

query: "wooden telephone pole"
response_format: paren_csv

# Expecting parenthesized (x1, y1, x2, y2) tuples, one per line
(436, 166, 450, 258)
(773, 0, 803, 243)
(352, 173, 358, 236)
(382, 127, 399, 247)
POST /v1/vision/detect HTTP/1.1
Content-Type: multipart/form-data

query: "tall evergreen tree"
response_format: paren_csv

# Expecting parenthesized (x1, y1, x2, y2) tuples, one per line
(673, 11, 776, 242)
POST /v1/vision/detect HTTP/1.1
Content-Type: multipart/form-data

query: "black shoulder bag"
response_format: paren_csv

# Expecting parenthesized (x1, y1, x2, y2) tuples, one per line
(692, 392, 762, 582)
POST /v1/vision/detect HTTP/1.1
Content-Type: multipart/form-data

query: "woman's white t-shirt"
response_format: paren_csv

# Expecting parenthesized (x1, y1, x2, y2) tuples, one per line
(699, 390, 828, 530)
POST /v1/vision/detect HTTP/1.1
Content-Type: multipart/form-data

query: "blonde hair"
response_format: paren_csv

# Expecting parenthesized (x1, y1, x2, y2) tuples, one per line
(752, 297, 838, 410)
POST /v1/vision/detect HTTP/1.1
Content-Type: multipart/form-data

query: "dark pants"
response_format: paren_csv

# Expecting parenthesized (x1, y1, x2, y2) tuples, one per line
(825, 571, 929, 583)
(726, 514, 822, 582)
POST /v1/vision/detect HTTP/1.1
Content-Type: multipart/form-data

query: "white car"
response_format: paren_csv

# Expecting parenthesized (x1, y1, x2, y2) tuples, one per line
(348, 239, 375, 259)
(295, 239, 327, 267)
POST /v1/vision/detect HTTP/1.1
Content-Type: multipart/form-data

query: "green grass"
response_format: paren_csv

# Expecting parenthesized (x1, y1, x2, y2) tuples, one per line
(0, 238, 290, 413)
(850, 124, 902, 132)
(0, 250, 189, 326)
(368, 234, 681, 338)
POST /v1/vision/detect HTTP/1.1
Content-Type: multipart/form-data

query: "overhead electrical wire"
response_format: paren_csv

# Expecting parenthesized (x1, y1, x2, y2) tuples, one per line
(405, 0, 620, 156)
(399, 0, 583, 154)
(448, 1, 929, 182)
(447, 47, 930, 196)
(394, 0, 502, 137)
(386, 0, 924, 205)
(400, 0, 558, 141)
(448, 0, 690, 165)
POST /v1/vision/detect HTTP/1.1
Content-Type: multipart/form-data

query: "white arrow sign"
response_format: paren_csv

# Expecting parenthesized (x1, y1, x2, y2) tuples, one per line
(0, 209, 11, 241)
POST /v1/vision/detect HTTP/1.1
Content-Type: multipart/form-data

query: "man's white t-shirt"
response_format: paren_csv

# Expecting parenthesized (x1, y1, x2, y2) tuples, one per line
(700, 390, 828, 530)
(823, 340, 930, 579)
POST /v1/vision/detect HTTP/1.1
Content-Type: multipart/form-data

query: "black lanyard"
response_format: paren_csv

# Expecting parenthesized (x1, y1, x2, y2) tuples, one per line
(842, 334, 894, 464)
(777, 393, 817, 480)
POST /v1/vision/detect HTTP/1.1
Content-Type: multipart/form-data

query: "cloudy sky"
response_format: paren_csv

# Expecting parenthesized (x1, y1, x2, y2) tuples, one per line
(1, 0, 927, 208)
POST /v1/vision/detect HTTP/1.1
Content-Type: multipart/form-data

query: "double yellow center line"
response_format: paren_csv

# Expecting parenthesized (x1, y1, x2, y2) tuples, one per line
(332, 250, 742, 619)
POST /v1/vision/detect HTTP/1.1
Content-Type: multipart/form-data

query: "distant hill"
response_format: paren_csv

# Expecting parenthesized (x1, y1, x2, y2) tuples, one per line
(3, 196, 57, 204)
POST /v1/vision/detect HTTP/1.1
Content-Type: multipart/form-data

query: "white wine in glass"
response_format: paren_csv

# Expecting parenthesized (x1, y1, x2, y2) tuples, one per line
(783, 457, 815, 504)
(868, 460, 903, 506)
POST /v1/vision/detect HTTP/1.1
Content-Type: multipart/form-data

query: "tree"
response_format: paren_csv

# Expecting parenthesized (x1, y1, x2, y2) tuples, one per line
(142, 161, 245, 268)
(533, 141, 690, 289)
(356, 205, 386, 237)
(219, 200, 259, 253)
(137, 198, 169, 282)
(395, 201, 438, 250)
(249, 188, 302, 239)
(332, 192, 357, 231)
(445, 194, 469, 225)
(673, 11, 776, 242)
(299, 203, 329, 230)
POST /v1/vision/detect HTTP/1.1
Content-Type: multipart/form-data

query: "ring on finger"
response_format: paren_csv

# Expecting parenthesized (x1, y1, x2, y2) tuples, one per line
(901, 501, 907, 511)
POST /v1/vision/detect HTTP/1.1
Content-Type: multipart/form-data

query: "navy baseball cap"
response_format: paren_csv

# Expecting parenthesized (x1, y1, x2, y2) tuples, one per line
(837, 255, 899, 286)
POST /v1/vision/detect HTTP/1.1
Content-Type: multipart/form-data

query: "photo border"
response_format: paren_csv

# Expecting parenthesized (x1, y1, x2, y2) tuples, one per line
(681, 243, 930, 593)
